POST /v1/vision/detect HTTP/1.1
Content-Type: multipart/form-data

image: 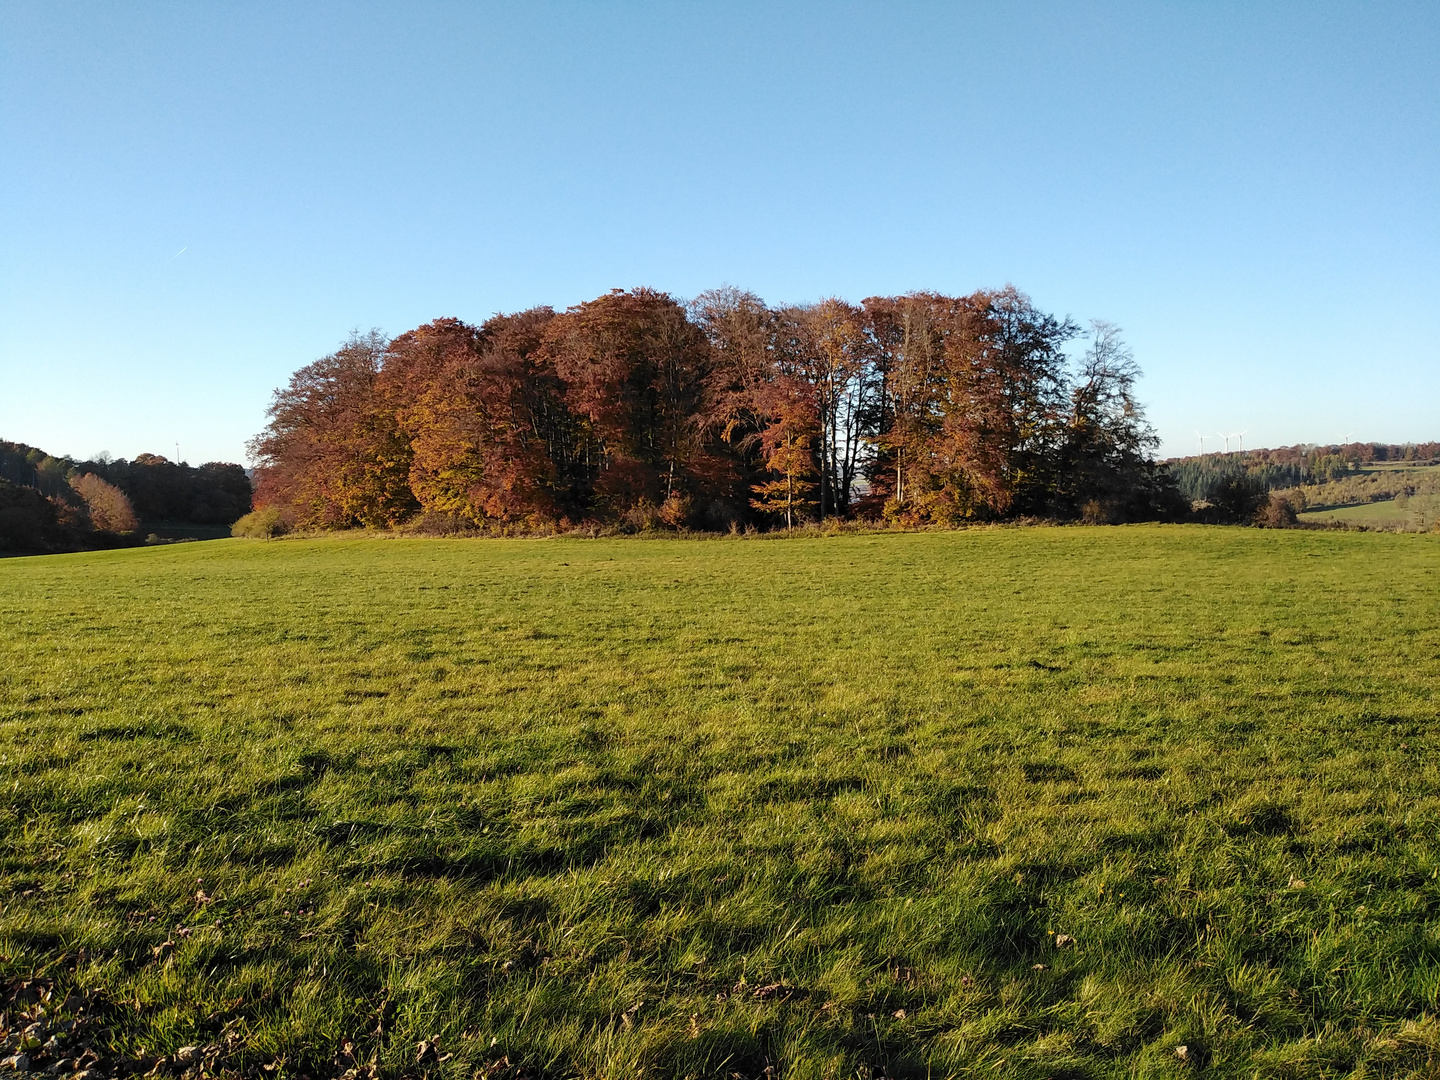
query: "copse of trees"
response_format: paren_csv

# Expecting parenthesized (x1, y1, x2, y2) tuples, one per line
(77, 454, 252, 524)
(1, 440, 253, 526)
(250, 286, 1186, 531)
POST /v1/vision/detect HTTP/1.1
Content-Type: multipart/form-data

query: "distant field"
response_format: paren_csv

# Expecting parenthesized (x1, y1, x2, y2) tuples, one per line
(1359, 462, 1440, 475)
(1293, 462, 1440, 530)
(3, 528, 1440, 1079)
(1300, 497, 1438, 529)
(1299, 499, 1411, 525)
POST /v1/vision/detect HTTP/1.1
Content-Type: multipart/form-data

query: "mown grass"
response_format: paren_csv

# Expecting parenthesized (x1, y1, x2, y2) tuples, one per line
(2, 526, 1439, 1079)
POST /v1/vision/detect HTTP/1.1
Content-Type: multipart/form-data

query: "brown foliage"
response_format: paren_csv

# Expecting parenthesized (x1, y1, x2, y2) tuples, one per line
(248, 285, 1178, 533)
(1255, 492, 1300, 528)
(383, 313, 567, 526)
(69, 472, 138, 532)
(540, 288, 714, 513)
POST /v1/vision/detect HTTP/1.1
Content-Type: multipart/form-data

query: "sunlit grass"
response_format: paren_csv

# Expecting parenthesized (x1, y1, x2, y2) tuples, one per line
(2, 526, 1439, 1078)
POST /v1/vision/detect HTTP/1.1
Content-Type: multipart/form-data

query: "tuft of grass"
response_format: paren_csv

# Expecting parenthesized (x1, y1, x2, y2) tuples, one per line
(2, 526, 1440, 1078)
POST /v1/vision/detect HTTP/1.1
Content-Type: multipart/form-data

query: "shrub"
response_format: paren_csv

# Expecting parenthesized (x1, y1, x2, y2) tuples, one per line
(1255, 493, 1299, 529)
(658, 494, 693, 529)
(620, 500, 664, 533)
(1081, 499, 1119, 525)
(231, 507, 289, 539)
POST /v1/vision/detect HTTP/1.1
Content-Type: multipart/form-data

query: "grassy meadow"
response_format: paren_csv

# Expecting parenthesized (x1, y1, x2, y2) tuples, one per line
(1298, 501, 1411, 527)
(2, 527, 1440, 1078)
(1293, 462, 1440, 531)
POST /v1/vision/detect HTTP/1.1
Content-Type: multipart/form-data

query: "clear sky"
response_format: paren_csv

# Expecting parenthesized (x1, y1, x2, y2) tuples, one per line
(2, 1, 1436, 465)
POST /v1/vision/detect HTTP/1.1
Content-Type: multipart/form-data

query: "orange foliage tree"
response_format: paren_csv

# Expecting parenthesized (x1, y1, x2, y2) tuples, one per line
(69, 472, 138, 532)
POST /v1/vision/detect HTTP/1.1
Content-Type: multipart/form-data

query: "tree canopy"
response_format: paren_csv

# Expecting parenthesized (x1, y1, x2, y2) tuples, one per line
(249, 287, 1184, 531)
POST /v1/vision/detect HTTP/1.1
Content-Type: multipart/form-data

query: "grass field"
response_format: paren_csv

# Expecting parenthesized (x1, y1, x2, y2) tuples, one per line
(1298, 501, 1411, 527)
(1357, 464, 1440, 475)
(3, 527, 1440, 1079)
(1299, 498, 1438, 530)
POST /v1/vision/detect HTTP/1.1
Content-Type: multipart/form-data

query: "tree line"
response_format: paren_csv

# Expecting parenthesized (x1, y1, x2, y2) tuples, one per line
(0, 440, 252, 553)
(250, 286, 1186, 532)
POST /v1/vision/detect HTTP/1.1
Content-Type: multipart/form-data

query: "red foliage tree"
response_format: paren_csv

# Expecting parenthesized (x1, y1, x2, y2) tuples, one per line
(383, 312, 568, 526)
(248, 330, 416, 528)
(540, 289, 714, 518)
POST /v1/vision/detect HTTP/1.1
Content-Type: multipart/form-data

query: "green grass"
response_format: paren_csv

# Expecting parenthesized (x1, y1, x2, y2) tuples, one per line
(1299, 500, 1411, 525)
(1299, 499, 1439, 529)
(3, 527, 1440, 1079)
(1296, 504, 1393, 529)
(1357, 463, 1440, 475)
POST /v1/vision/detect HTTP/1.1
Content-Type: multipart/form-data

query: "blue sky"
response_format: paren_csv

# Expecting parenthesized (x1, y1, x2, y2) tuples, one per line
(2, 1, 1436, 465)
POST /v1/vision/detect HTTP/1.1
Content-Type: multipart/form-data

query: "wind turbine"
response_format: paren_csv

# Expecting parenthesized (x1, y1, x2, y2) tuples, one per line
(1195, 431, 1207, 454)
(1217, 431, 1231, 453)
(1232, 429, 1250, 453)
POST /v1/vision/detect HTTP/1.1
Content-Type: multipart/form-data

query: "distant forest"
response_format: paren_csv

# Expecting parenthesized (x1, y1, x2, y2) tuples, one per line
(250, 286, 1189, 532)
(1166, 442, 1440, 503)
(0, 440, 252, 554)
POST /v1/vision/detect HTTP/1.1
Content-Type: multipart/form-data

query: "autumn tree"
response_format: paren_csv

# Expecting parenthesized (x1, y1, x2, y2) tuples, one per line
(773, 299, 877, 518)
(691, 287, 778, 522)
(878, 288, 1074, 522)
(748, 374, 820, 528)
(861, 293, 950, 515)
(383, 311, 569, 526)
(541, 289, 714, 519)
(68, 472, 138, 532)
(249, 330, 416, 528)
(866, 291, 1005, 522)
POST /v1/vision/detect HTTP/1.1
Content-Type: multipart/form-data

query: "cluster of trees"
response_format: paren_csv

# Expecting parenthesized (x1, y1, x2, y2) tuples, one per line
(0, 441, 75, 499)
(250, 287, 1185, 531)
(0, 469, 135, 554)
(79, 453, 251, 524)
(0, 440, 253, 553)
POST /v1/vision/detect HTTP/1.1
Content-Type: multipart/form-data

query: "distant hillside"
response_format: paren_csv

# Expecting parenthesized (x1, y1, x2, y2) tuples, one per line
(1164, 441, 1440, 502)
